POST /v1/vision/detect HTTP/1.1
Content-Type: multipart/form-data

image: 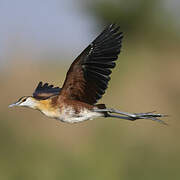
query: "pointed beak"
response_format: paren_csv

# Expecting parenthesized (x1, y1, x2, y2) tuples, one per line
(8, 102, 19, 108)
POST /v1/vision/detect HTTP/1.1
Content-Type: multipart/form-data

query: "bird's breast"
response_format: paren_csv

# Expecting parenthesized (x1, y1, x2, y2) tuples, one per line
(41, 106, 103, 123)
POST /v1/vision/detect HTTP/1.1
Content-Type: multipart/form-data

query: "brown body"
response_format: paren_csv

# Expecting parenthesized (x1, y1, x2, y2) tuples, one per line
(35, 95, 106, 123)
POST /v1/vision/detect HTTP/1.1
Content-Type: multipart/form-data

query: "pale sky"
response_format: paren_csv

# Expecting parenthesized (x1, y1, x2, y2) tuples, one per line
(0, 0, 179, 66)
(0, 0, 96, 64)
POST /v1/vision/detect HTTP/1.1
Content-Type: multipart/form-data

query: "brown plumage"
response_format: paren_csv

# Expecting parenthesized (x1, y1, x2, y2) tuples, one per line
(59, 24, 122, 104)
(9, 24, 166, 124)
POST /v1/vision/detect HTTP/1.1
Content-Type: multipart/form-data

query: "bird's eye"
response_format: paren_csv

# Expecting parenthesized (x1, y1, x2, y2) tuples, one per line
(22, 98, 26, 102)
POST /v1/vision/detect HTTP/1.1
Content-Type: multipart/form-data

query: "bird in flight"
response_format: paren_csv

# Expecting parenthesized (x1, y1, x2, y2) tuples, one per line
(9, 24, 166, 124)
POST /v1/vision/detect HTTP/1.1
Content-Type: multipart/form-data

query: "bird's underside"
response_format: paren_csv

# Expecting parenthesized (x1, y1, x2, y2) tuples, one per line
(9, 24, 167, 124)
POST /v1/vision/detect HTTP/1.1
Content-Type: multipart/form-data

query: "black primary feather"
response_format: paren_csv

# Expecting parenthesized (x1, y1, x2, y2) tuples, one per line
(33, 81, 61, 100)
(82, 24, 123, 103)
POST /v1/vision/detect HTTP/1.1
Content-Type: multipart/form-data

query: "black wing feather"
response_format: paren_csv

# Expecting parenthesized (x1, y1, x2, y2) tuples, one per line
(33, 81, 61, 100)
(81, 24, 123, 103)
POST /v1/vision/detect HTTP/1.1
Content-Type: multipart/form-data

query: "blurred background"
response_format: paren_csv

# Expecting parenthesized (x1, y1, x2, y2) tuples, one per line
(1, 0, 180, 179)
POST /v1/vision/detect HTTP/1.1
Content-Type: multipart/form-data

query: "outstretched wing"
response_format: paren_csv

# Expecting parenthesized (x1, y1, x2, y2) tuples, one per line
(59, 24, 123, 104)
(33, 81, 61, 100)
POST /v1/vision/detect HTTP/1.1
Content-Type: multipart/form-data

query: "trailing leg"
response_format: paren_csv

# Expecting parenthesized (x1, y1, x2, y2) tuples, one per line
(94, 108, 167, 125)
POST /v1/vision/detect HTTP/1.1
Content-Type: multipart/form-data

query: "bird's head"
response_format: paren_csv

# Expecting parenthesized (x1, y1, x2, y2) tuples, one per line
(9, 96, 38, 109)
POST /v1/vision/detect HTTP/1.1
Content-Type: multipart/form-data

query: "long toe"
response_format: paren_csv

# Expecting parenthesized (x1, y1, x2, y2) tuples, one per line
(131, 112, 168, 125)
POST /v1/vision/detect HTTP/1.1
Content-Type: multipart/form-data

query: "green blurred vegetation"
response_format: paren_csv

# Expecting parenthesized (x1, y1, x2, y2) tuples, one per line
(85, 0, 180, 44)
(1, 0, 180, 180)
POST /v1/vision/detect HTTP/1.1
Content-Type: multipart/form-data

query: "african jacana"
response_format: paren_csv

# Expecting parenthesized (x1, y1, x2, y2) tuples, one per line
(9, 24, 166, 124)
